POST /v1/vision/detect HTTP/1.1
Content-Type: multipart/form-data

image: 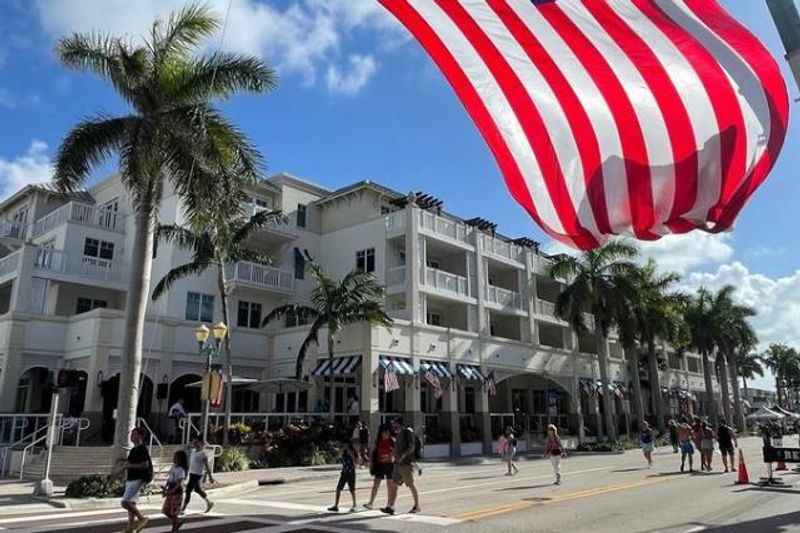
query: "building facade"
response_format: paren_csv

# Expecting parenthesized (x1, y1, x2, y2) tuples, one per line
(0, 172, 720, 454)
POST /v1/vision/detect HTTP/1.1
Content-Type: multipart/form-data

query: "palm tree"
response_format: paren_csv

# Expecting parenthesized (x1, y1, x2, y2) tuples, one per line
(737, 351, 764, 394)
(762, 343, 800, 408)
(550, 241, 639, 441)
(52, 4, 276, 449)
(612, 291, 645, 432)
(683, 288, 720, 426)
(152, 205, 284, 444)
(714, 293, 757, 430)
(261, 259, 393, 416)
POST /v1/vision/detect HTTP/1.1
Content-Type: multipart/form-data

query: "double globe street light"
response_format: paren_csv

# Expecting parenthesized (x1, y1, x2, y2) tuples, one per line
(195, 321, 228, 443)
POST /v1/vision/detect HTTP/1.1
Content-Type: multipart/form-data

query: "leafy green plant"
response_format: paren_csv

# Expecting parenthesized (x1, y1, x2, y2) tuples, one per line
(65, 475, 123, 498)
(215, 447, 250, 472)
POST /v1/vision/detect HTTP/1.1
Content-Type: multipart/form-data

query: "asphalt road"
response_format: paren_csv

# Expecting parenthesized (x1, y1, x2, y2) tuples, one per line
(2, 436, 799, 533)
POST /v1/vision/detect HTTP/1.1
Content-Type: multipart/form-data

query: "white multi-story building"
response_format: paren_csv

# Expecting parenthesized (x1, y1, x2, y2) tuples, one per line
(0, 172, 719, 455)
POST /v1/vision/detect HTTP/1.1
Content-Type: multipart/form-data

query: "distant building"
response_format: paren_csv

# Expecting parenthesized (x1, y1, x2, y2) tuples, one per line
(742, 388, 778, 413)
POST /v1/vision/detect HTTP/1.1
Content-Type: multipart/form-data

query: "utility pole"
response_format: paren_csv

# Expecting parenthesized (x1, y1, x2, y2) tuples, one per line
(766, 0, 800, 92)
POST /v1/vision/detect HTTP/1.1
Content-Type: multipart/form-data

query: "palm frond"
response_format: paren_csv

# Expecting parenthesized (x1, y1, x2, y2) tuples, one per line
(260, 304, 319, 328)
(156, 224, 201, 249)
(153, 3, 218, 66)
(295, 317, 324, 380)
(169, 52, 277, 104)
(232, 209, 285, 245)
(152, 260, 210, 301)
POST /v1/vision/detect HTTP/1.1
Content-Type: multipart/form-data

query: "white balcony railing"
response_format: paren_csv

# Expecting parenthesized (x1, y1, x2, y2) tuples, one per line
(481, 234, 524, 263)
(486, 285, 524, 310)
(419, 211, 471, 244)
(386, 265, 406, 287)
(0, 251, 21, 278)
(539, 300, 557, 316)
(33, 248, 121, 283)
(423, 267, 470, 298)
(385, 211, 406, 233)
(0, 221, 24, 240)
(226, 261, 294, 293)
(31, 202, 123, 238)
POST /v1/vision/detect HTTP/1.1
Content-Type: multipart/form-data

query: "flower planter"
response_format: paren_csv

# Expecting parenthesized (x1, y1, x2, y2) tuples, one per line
(422, 443, 451, 459)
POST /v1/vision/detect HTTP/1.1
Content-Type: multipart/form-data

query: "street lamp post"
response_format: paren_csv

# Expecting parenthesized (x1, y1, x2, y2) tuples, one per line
(195, 322, 228, 443)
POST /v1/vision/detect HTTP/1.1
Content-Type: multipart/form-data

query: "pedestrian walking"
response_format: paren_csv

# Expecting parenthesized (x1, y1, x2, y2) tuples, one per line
(677, 416, 695, 473)
(168, 398, 187, 444)
(120, 427, 153, 533)
(328, 442, 358, 512)
(717, 419, 738, 473)
(162, 450, 188, 532)
(182, 437, 215, 514)
(701, 421, 716, 471)
(364, 425, 394, 510)
(498, 427, 519, 476)
(351, 422, 363, 466)
(382, 423, 420, 515)
(358, 421, 371, 467)
(640, 421, 655, 468)
(668, 419, 679, 453)
(543, 424, 565, 485)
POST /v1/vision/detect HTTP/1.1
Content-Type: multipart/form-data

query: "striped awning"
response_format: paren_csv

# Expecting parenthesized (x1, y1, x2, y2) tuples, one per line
(457, 364, 484, 382)
(420, 360, 452, 379)
(311, 355, 361, 377)
(379, 355, 415, 375)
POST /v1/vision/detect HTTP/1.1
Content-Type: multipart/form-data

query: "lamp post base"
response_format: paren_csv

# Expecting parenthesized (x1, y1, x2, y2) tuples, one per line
(33, 478, 54, 497)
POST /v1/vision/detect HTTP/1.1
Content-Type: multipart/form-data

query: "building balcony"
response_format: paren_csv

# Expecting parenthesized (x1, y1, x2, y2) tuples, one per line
(0, 220, 25, 242)
(239, 202, 297, 243)
(480, 234, 525, 264)
(422, 266, 472, 300)
(225, 261, 294, 294)
(419, 211, 473, 248)
(385, 211, 406, 236)
(536, 300, 594, 330)
(386, 265, 406, 290)
(31, 202, 124, 238)
(485, 284, 525, 313)
(34, 247, 126, 289)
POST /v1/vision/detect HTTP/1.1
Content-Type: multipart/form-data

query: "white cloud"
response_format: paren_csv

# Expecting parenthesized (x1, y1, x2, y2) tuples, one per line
(326, 54, 377, 96)
(35, 0, 403, 93)
(0, 140, 54, 200)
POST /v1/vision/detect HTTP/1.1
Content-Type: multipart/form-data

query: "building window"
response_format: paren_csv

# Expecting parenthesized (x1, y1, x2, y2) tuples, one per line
(296, 204, 307, 228)
(285, 309, 310, 328)
(687, 357, 701, 374)
(356, 248, 375, 273)
(76, 297, 107, 314)
(237, 300, 262, 329)
(294, 248, 305, 280)
(465, 387, 476, 414)
(185, 292, 214, 322)
(426, 312, 441, 327)
(233, 389, 260, 412)
(83, 238, 114, 260)
(668, 353, 682, 370)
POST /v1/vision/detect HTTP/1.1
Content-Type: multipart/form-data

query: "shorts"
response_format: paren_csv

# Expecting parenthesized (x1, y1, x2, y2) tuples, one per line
(680, 441, 694, 455)
(122, 480, 145, 503)
(392, 464, 414, 487)
(719, 444, 734, 455)
(701, 439, 714, 451)
(161, 489, 183, 517)
(641, 442, 654, 453)
(336, 471, 356, 492)
(371, 462, 393, 480)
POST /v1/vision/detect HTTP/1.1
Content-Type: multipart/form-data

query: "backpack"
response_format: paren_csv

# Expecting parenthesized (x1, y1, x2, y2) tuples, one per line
(414, 434, 423, 461)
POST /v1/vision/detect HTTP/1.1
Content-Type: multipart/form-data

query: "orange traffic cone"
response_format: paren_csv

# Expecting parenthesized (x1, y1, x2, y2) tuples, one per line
(777, 459, 788, 471)
(736, 449, 750, 485)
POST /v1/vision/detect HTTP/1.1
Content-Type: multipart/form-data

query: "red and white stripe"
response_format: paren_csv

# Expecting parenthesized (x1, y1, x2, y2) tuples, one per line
(379, 0, 789, 250)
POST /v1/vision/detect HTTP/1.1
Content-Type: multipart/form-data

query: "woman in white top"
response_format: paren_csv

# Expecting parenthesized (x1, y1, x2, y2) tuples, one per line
(162, 450, 187, 532)
(183, 438, 215, 514)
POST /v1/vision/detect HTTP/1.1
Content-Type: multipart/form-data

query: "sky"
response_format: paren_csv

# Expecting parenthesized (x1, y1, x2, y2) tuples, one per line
(0, 0, 798, 390)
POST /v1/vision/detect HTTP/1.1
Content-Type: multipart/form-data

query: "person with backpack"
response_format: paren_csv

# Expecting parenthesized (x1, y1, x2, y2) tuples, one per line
(121, 427, 153, 533)
(717, 419, 738, 473)
(182, 437, 215, 514)
(382, 423, 420, 515)
(364, 424, 394, 510)
(543, 424, 565, 485)
(498, 427, 519, 476)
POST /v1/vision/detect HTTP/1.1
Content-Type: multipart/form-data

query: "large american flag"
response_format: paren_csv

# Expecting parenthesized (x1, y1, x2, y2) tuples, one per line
(379, 0, 789, 250)
(384, 364, 401, 393)
(423, 369, 443, 398)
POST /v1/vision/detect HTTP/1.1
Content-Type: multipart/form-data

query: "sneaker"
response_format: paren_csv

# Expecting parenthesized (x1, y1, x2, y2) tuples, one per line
(133, 517, 149, 532)
(380, 507, 395, 515)
(328, 506, 339, 512)
(349, 507, 358, 513)
(205, 501, 214, 514)
(409, 506, 420, 514)
(363, 503, 373, 510)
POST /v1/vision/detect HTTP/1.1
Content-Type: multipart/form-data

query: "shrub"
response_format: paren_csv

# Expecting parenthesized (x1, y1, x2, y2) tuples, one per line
(65, 475, 123, 499)
(260, 422, 343, 468)
(215, 447, 250, 472)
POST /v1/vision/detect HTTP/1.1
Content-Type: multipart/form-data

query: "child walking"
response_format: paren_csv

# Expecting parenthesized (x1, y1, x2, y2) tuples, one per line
(162, 450, 188, 532)
(640, 421, 655, 468)
(498, 427, 519, 476)
(328, 443, 358, 513)
(183, 438, 215, 514)
(543, 424, 565, 485)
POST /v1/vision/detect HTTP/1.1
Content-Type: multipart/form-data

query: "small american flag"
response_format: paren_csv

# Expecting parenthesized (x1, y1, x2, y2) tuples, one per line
(487, 371, 497, 397)
(424, 370, 443, 399)
(384, 364, 400, 393)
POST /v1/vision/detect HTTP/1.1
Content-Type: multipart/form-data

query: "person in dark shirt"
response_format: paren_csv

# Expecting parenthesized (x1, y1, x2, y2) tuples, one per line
(382, 424, 420, 515)
(717, 419, 738, 473)
(121, 427, 152, 532)
(328, 443, 357, 512)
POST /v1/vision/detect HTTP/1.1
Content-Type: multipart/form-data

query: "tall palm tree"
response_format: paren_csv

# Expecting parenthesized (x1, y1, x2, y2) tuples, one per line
(550, 241, 639, 441)
(152, 205, 283, 444)
(683, 288, 720, 426)
(762, 343, 800, 408)
(612, 291, 645, 432)
(714, 293, 756, 430)
(261, 259, 393, 416)
(53, 4, 276, 449)
(628, 260, 682, 434)
(737, 351, 764, 394)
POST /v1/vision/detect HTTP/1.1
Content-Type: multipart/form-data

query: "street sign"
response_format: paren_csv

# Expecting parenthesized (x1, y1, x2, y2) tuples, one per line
(763, 446, 800, 463)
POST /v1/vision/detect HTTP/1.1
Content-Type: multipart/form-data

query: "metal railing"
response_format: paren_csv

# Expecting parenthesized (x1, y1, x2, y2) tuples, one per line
(0, 414, 52, 447)
(18, 416, 78, 480)
(0, 250, 21, 278)
(136, 417, 163, 457)
(385, 211, 406, 232)
(423, 267, 470, 297)
(0, 220, 24, 240)
(539, 300, 557, 316)
(486, 285, 524, 310)
(419, 211, 471, 244)
(182, 412, 321, 444)
(481, 234, 524, 262)
(226, 262, 294, 292)
(32, 247, 122, 283)
(31, 202, 122, 238)
(386, 266, 406, 287)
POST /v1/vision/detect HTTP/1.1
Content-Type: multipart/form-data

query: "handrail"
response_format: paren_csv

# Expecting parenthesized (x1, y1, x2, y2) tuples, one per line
(58, 417, 91, 446)
(179, 418, 202, 446)
(19, 418, 62, 480)
(136, 417, 162, 457)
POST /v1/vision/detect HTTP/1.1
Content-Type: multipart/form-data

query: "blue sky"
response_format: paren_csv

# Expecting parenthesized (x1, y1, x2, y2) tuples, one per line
(0, 0, 797, 389)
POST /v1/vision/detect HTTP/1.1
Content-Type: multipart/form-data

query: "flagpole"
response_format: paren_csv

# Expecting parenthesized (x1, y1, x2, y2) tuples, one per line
(766, 0, 800, 92)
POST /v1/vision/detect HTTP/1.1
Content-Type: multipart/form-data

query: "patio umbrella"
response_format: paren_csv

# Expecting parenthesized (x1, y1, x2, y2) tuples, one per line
(247, 378, 313, 395)
(745, 407, 785, 422)
(772, 406, 800, 419)
(185, 376, 259, 388)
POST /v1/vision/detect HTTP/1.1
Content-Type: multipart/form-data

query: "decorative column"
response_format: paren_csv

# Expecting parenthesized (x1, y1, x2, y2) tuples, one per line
(406, 205, 421, 324)
(444, 362, 461, 457)
(477, 372, 492, 455)
(403, 358, 424, 437)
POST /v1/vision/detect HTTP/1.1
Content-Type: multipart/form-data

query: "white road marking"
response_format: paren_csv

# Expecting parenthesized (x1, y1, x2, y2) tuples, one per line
(0, 506, 159, 525)
(685, 527, 707, 533)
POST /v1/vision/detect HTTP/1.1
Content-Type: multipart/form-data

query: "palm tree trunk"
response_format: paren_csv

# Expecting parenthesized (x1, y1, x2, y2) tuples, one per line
(727, 351, 745, 431)
(776, 374, 784, 407)
(595, 329, 616, 441)
(742, 378, 749, 395)
(217, 265, 233, 446)
(626, 347, 645, 431)
(701, 350, 719, 426)
(328, 329, 336, 421)
(114, 200, 155, 453)
(717, 350, 732, 425)
(647, 340, 665, 434)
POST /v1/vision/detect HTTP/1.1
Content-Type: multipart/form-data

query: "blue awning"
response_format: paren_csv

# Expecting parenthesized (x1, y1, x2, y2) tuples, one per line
(420, 360, 452, 379)
(311, 355, 361, 376)
(457, 364, 484, 382)
(379, 355, 415, 375)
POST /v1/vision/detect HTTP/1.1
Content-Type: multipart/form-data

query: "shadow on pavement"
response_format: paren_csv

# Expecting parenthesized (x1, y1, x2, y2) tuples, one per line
(683, 510, 800, 533)
(646, 471, 690, 477)
(612, 467, 647, 473)
(496, 483, 555, 492)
